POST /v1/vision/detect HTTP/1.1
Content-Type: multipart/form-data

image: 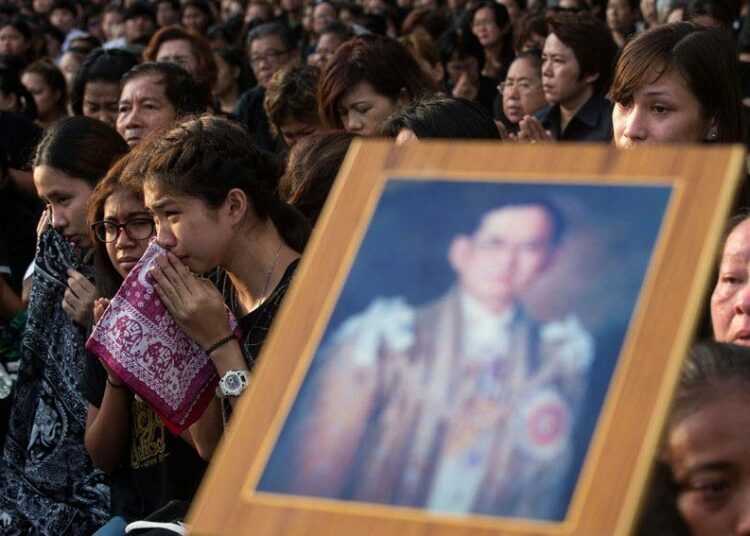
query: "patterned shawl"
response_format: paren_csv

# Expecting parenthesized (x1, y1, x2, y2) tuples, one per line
(86, 241, 239, 435)
(0, 228, 109, 535)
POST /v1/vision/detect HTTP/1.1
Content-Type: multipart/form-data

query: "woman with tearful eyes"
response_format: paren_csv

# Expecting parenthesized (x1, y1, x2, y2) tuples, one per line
(82, 160, 207, 536)
(0, 116, 127, 535)
(611, 22, 743, 148)
(662, 341, 750, 536)
(318, 34, 439, 136)
(124, 115, 309, 461)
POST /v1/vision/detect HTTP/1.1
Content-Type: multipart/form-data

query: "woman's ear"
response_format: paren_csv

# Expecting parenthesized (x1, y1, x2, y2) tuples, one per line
(224, 187, 249, 225)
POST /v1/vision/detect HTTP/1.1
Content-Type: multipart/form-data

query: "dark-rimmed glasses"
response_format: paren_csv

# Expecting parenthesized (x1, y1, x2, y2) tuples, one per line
(249, 49, 290, 67)
(91, 219, 155, 243)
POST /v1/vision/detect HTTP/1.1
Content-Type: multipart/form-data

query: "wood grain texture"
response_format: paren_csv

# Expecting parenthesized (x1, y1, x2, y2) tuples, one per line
(187, 141, 746, 536)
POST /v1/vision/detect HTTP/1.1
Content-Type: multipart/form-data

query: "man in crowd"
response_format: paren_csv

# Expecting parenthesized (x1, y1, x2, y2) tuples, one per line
(234, 22, 299, 153)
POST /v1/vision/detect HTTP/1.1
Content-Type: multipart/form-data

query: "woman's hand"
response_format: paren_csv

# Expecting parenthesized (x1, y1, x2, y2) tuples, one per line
(93, 297, 110, 324)
(495, 120, 510, 141)
(451, 72, 479, 102)
(63, 268, 96, 327)
(517, 115, 554, 143)
(36, 208, 50, 238)
(151, 252, 231, 350)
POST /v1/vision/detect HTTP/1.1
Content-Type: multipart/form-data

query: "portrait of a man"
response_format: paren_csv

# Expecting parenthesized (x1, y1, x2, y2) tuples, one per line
(258, 180, 671, 522)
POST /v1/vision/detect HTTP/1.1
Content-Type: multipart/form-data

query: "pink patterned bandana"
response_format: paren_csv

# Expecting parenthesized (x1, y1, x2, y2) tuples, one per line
(86, 241, 241, 434)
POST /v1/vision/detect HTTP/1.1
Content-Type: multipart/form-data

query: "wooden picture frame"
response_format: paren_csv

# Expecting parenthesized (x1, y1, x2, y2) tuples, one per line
(188, 141, 745, 535)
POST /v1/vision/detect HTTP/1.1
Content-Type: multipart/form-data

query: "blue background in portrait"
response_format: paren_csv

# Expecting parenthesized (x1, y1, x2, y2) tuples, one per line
(258, 179, 672, 521)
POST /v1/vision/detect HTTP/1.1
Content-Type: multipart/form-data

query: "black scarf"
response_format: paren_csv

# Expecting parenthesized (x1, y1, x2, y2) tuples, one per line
(0, 227, 109, 535)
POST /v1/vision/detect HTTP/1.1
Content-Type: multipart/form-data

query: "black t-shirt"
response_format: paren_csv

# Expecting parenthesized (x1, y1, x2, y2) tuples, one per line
(233, 86, 283, 155)
(216, 258, 300, 370)
(213, 259, 299, 421)
(80, 356, 208, 521)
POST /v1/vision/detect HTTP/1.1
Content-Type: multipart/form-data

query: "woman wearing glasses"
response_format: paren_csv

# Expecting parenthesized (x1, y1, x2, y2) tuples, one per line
(469, 1, 515, 83)
(82, 161, 207, 536)
(499, 50, 548, 135)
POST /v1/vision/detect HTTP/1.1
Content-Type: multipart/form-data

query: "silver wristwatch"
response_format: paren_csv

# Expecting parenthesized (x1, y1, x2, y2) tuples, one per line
(215, 370, 249, 398)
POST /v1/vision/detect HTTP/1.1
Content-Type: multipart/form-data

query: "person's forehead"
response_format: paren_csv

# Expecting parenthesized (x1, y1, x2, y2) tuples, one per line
(669, 392, 750, 468)
(0, 26, 21, 37)
(123, 75, 166, 99)
(159, 38, 192, 53)
(508, 58, 537, 77)
(34, 165, 89, 192)
(543, 33, 574, 56)
(85, 80, 120, 99)
(104, 190, 145, 216)
(722, 219, 750, 259)
(251, 35, 284, 53)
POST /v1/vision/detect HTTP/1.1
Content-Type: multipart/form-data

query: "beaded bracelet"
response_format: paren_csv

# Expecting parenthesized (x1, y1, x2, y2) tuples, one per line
(205, 334, 236, 356)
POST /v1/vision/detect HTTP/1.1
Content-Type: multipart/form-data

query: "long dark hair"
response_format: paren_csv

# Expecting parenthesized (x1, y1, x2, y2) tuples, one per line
(34, 116, 128, 187)
(87, 156, 146, 299)
(128, 115, 309, 253)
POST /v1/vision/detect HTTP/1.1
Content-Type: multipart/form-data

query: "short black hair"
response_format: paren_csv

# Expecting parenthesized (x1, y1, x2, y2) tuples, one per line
(121, 62, 210, 116)
(245, 21, 296, 53)
(50, 0, 77, 16)
(123, 1, 156, 22)
(381, 96, 501, 140)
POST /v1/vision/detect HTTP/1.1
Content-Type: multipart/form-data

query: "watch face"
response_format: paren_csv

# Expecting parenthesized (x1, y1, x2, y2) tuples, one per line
(221, 371, 248, 397)
(226, 375, 242, 391)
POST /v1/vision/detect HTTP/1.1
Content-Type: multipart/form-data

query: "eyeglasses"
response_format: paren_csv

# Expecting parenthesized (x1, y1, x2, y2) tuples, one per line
(92, 219, 155, 243)
(498, 80, 540, 95)
(472, 19, 497, 28)
(249, 49, 290, 67)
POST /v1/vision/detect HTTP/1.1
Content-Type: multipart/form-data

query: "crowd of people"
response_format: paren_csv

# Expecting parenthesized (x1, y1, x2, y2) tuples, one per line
(0, 0, 750, 531)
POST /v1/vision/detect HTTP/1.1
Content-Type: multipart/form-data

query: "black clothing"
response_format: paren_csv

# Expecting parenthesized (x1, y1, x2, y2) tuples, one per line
(0, 183, 39, 294)
(80, 358, 208, 522)
(476, 75, 499, 115)
(535, 92, 613, 142)
(233, 86, 283, 154)
(216, 258, 300, 370)
(214, 259, 299, 421)
(0, 229, 109, 536)
(0, 111, 42, 171)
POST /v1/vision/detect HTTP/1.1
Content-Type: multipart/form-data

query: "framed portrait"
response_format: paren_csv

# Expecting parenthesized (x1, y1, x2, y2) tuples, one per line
(188, 141, 745, 535)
